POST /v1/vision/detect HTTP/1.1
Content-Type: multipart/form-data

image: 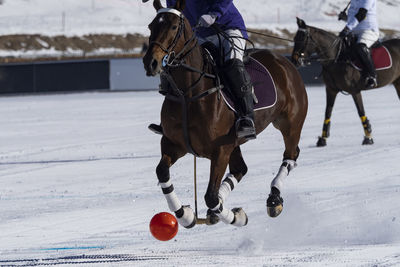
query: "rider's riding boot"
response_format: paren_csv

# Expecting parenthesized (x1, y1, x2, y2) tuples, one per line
(222, 58, 256, 140)
(148, 123, 163, 135)
(355, 43, 377, 89)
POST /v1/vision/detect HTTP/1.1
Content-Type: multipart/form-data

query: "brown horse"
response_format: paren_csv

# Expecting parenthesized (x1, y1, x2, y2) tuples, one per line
(143, 0, 308, 228)
(292, 18, 400, 147)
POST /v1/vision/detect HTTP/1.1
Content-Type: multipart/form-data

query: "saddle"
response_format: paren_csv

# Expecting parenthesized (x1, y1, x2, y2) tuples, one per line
(201, 43, 277, 111)
(340, 35, 392, 71)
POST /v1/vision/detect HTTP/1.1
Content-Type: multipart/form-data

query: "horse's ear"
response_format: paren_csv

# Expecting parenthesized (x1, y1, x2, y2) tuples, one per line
(174, 0, 186, 12)
(153, 0, 163, 11)
(296, 17, 307, 29)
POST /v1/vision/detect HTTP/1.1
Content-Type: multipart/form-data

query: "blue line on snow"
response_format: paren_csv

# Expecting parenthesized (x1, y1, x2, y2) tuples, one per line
(40, 246, 105, 251)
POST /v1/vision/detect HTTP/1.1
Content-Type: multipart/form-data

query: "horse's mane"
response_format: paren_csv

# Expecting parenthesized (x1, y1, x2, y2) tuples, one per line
(306, 25, 337, 40)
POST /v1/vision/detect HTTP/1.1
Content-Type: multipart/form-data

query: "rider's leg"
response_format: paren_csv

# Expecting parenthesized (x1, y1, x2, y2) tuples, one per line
(221, 29, 256, 140)
(221, 58, 256, 139)
(354, 29, 379, 89)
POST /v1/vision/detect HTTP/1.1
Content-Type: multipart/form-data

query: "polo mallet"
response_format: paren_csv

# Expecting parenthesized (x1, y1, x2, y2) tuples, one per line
(193, 156, 207, 224)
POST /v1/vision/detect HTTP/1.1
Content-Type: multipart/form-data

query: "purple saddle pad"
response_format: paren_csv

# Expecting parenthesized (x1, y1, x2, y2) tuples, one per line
(222, 56, 277, 112)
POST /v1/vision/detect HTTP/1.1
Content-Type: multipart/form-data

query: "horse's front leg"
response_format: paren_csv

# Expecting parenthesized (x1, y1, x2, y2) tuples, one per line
(352, 93, 374, 145)
(268, 116, 304, 217)
(156, 136, 196, 228)
(206, 146, 249, 225)
(317, 87, 338, 147)
(205, 146, 248, 227)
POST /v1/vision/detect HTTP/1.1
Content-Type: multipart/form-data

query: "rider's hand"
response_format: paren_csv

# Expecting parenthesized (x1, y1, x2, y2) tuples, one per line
(199, 14, 217, 27)
(338, 11, 348, 21)
(339, 26, 350, 38)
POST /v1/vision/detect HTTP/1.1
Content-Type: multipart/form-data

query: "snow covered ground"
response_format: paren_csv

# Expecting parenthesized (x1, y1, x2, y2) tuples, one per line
(1, 0, 398, 60)
(0, 84, 400, 265)
(0, 0, 399, 36)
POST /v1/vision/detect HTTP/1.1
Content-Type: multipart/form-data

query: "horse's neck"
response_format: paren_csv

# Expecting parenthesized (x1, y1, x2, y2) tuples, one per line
(310, 27, 339, 61)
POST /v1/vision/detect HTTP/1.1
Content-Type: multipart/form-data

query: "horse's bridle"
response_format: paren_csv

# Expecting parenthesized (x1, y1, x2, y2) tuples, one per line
(149, 8, 201, 69)
(293, 27, 343, 65)
(293, 27, 315, 66)
(149, 9, 186, 59)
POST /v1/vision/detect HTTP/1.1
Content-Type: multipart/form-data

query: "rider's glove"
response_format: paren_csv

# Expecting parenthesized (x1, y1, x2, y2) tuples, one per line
(339, 26, 350, 38)
(338, 11, 348, 21)
(199, 13, 218, 27)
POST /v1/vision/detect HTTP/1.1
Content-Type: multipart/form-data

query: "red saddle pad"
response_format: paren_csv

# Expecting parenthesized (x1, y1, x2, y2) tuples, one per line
(353, 45, 392, 71)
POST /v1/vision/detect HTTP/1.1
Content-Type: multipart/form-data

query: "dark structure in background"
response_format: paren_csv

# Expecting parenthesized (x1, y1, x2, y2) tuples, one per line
(296, 61, 323, 85)
(0, 57, 322, 94)
(0, 60, 109, 94)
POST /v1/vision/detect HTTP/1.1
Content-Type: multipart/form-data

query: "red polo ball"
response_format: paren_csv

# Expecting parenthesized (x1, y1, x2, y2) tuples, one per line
(149, 212, 178, 241)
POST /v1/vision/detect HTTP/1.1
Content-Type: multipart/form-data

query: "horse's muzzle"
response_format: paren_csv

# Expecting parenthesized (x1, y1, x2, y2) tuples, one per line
(143, 50, 163, 76)
(291, 53, 304, 67)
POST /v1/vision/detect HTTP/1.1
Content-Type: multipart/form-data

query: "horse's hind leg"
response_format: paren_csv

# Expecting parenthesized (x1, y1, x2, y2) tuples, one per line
(205, 146, 248, 227)
(156, 136, 196, 228)
(268, 116, 304, 217)
(207, 146, 248, 225)
(394, 78, 400, 99)
(352, 93, 374, 145)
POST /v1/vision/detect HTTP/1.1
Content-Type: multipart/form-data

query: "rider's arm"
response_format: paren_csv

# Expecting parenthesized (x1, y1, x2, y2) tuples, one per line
(346, 0, 373, 30)
(209, 0, 234, 18)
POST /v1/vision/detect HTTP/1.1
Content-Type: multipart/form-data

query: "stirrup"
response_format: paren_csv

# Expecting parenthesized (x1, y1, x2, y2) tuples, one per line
(235, 117, 256, 140)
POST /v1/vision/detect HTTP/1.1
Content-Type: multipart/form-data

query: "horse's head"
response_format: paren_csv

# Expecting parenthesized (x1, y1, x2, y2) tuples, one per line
(143, 0, 190, 76)
(291, 18, 316, 67)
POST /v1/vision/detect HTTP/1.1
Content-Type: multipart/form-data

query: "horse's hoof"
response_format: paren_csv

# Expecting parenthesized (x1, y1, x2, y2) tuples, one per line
(316, 136, 327, 147)
(266, 193, 283, 218)
(362, 136, 374, 145)
(175, 205, 196, 229)
(231, 207, 248, 227)
(206, 209, 220, 225)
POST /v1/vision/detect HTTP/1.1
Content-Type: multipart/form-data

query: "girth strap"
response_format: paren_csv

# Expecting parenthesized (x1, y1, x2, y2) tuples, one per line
(165, 84, 223, 157)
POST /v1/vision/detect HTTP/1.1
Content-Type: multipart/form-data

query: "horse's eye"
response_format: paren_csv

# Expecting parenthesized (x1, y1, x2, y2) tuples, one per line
(172, 25, 178, 30)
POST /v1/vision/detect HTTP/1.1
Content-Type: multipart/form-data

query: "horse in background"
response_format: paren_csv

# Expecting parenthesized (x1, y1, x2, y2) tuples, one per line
(142, 0, 307, 228)
(292, 18, 400, 146)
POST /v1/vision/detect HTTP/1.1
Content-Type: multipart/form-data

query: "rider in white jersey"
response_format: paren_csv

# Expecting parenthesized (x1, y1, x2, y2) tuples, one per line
(339, 0, 379, 89)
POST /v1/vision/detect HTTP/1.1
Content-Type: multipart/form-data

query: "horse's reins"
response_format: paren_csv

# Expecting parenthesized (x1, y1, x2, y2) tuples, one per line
(245, 29, 294, 43)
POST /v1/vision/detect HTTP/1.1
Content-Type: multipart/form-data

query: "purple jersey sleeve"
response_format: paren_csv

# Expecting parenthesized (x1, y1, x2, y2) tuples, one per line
(209, 0, 233, 18)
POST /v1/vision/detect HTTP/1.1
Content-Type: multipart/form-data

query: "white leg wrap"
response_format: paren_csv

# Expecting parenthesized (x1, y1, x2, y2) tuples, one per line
(218, 173, 238, 203)
(231, 208, 248, 227)
(212, 202, 234, 224)
(177, 206, 195, 228)
(160, 180, 195, 228)
(270, 159, 297, 192)
(164, 191, 182, 212)
(160, 180, 182, 212)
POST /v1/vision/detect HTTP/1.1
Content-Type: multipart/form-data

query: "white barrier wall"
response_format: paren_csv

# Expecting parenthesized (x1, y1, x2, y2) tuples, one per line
(110, 58, 159, 91)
